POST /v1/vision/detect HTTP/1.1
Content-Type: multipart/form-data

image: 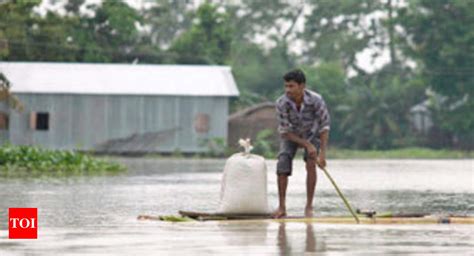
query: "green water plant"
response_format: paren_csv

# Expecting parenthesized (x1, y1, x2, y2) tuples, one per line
(158, 215, 194, 222)
(0, 144, 126, 177)
(252, 129, 276, 158)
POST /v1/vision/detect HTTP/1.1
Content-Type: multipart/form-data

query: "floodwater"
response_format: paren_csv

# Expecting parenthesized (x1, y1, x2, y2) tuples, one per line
(0, 158, 473, 255)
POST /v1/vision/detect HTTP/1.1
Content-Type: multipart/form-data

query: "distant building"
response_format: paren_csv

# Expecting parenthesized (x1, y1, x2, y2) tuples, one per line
(0, 62, 239, 153)
(409, 100, 433, 134)
(228, 102, 279, 150)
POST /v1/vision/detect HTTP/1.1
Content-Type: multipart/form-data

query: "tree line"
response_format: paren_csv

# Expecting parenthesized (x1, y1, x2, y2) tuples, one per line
(0, 0, 472, 150)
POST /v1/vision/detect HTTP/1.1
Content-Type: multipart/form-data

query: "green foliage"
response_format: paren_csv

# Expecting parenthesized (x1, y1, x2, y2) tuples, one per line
(252, 129, 276, 158)
(0, 0, 41, 61)
(230, 88, 267, 112)
(142, 1, 192, 48)
(93, 0, 142, 49)
(0, 0, 142, 62)
(397, 0, 474, 147)
(226, 0, 302, 105)
(302, 0, 384, 70)
(0, 72, 10, 89)
(230, 43, 295, 112)
(171, 148, 183, 158)
(229, 41, 299, 114)
(0, 72, 23, 111)
(27, 13, 78, 61)
(0, 144, 126, 177)
(199, 137, 233, 158)
(303, 63, 348, 144)
(169, 3, 232, 64)
(0, 30, 9, 58)
(340, 66, 425, 149)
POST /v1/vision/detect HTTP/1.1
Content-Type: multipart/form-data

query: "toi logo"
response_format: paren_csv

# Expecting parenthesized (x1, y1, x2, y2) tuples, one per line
(9, 208, 38, 239)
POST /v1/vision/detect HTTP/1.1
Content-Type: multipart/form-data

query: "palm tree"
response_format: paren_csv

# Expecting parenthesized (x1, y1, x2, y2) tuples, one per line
(339, 65, 423, 149)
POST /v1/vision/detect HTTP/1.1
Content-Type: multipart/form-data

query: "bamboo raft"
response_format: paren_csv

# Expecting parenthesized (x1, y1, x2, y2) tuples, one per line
(136, 210, 474, 224)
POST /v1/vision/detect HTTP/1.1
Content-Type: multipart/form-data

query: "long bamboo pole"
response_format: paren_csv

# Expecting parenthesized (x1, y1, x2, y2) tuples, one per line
(319, 165, 360, 224)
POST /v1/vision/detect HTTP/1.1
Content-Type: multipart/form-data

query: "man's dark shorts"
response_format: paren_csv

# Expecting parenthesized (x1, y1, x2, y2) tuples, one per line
(276, 137, 320, 176)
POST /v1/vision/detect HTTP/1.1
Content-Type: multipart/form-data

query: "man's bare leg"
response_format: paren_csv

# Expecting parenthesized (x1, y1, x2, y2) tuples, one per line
(273, 174, 288, 218)
(305, 160, 317, 217)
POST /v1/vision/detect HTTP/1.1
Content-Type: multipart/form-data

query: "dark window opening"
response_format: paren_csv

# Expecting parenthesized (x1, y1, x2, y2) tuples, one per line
(36, 112, 49, 130)
(0, 112, 8, 130)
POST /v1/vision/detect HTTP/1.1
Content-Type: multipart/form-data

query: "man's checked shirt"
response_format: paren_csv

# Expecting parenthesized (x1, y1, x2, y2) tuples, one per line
(275, 89, 330, 141)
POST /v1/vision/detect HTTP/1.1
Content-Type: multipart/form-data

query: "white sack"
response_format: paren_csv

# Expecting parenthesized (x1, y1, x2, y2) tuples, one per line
(218, 152, 269, 214)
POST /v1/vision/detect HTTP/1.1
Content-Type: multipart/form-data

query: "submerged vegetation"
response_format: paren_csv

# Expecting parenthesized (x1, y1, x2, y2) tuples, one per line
(0, 144, 126, 177)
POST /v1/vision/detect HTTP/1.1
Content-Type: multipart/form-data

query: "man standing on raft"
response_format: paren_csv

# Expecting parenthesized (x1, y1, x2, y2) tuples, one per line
(273, 69, 330, 218)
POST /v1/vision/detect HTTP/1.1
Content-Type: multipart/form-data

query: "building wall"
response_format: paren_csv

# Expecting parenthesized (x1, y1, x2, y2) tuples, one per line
(2, 94, 229, 153)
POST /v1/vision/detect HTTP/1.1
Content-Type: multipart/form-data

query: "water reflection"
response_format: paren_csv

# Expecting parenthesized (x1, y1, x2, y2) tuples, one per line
(217, 222, 269, 246)
(277, 223, 292, 255)
(277, 222, 326, 255)
(304, 224, 317, 253)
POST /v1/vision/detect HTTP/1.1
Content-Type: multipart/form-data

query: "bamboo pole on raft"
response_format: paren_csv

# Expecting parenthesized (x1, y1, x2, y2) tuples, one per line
(319, 165, 360, 224)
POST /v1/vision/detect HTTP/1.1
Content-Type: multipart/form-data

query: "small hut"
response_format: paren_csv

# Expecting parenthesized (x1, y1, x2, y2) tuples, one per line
(228, 102, 279, 150)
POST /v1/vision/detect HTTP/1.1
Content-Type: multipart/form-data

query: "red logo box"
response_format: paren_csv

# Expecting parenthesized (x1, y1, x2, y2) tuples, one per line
(9, 208, 38, 239)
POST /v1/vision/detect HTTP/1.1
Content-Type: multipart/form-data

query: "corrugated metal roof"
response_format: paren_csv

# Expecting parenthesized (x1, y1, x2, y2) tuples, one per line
(0, 62, 240, 96)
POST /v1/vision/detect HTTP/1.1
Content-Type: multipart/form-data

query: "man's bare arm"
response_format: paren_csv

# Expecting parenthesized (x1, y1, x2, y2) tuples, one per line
(281, 132, 311, 148)
(282, 132, 318, 160)
(318, 130, 329, 167)
(319, 130, 329, 155)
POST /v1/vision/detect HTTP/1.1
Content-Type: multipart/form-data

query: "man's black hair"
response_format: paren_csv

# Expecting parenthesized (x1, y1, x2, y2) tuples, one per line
(283, 69, 306, 84)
